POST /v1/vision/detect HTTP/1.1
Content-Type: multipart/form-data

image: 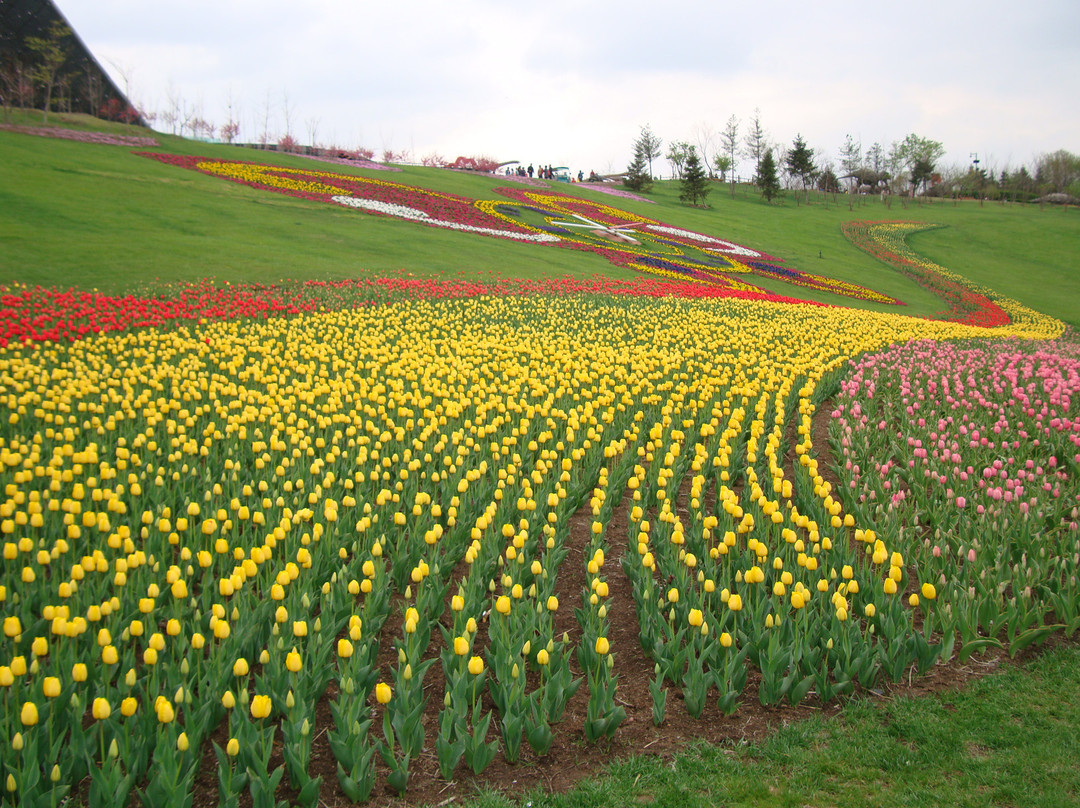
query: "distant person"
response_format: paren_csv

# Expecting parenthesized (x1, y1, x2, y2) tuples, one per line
(578, 170, 584, 182)
(527, 164, 534, 177)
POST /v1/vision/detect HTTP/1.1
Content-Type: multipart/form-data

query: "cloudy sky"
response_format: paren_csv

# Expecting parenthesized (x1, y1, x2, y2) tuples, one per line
(59, 0, 1079, 178)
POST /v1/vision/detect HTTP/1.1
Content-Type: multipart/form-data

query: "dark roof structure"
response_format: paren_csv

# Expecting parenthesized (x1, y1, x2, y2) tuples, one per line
(0, 0, 144, 123)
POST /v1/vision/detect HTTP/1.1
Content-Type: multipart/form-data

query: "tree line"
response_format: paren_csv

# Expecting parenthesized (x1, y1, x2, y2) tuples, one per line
(623, 112, 1080, 206)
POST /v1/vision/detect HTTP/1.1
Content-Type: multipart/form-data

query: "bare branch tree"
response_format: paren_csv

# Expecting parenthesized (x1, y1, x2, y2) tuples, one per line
(691, 121, 718, 176)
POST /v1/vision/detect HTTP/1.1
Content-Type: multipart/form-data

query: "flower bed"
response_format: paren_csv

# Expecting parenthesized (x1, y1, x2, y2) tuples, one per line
(574, 183, 656, 204)
(140, 153, 900, 305)
(287, 151, 401, 172)
(0, 125, 158, 147)
(0, 275, 835, 348)
(0, 283, 1073, 806)
(831, 337, 1080, 659)
(841, 221, 1013, 326)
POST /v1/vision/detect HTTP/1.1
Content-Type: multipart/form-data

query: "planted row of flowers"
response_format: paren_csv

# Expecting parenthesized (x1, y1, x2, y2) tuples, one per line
(841, 221, 1041, 330)
(0, 275, 827, 348)
(0, 286, 1069, 805)
(0, 126, 159, 148)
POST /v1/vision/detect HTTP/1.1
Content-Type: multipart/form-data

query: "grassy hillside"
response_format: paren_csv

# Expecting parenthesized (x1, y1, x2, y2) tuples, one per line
(1, 116, 1078, 326)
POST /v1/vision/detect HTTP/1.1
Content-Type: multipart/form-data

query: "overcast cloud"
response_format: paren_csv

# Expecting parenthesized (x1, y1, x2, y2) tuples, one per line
(58, 0, 1080, 177)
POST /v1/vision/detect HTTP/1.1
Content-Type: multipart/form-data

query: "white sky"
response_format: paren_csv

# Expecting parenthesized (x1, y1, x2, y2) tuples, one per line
(59, 0, 1079, 178)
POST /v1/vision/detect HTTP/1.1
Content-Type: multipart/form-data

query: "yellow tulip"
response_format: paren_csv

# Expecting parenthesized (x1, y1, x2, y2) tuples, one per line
(92, 697, 111, 720)
(156, 698, 175, 724)
(285, 650, 302, 672)
(20, 701, 38, 726)
(375, 682, 392, 703)
(250, 694, 273, 718)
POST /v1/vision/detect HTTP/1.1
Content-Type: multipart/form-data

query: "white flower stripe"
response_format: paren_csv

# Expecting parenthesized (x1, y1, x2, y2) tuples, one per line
(332, 196, 561, 243)
(645, 225, 761, 257)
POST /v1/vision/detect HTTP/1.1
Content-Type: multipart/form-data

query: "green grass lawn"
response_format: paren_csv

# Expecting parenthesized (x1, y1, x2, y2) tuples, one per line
(466, 644, 1080, 808)
(3, 118, 1078, 326)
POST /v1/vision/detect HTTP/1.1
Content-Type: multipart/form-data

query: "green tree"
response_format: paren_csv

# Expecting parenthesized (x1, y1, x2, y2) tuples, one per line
(817, 164, 841, 193)
(889, 133, 946, 197)
(624, 135, 653, 192)
(666, 141, 691, 179)
(712, 153, 733, 182)
(679, 145, 710, 206)
(1034, 149, 1080, 195)
(785, 134, 816, 204)
(638, 125, 663, 181)
(756, 149, 781, 202)
(25, 22, 72, 123)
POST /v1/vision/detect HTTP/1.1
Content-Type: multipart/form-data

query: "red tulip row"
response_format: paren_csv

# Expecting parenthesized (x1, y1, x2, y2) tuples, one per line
(0, 276, 825, 348)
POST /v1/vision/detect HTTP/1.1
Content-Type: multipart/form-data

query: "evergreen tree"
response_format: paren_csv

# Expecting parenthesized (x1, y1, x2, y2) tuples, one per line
(624, 138, 653, 192)
(679, 145, 711, 206)
(785, 134, 816, 204)
(757, 149, 781, 202)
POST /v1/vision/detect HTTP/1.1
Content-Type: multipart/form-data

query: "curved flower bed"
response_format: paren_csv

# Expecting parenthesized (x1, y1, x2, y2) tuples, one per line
(841, 221, 1012, 327)
(575, 183, 656, 204)
(288, 150, 401, 172)
(140, 153, 899, 306)
(0, 125, 158, 147)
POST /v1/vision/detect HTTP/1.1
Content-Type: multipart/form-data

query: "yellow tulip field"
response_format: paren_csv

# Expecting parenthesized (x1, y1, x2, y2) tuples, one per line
(0, 274, 1077, 807)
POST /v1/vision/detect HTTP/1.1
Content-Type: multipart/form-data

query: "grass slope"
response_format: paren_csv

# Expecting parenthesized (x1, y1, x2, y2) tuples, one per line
(2, 118, 1078, 325)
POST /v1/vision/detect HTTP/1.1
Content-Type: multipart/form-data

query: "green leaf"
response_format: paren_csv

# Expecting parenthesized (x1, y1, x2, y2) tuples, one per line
(958, 636, 1004, 663)
(1009, 625, 1064, 658)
